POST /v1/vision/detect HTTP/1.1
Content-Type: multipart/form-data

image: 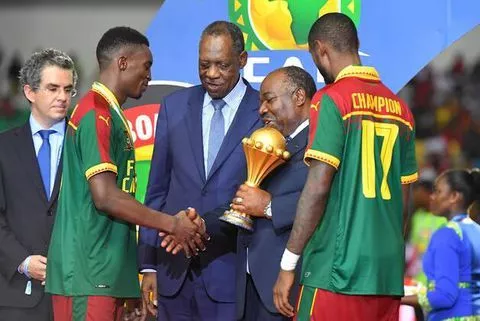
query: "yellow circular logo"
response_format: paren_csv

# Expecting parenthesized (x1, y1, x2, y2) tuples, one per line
(230, 0, 361, 50)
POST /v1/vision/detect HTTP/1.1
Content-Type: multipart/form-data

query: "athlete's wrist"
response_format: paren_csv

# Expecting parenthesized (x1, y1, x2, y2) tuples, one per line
(166, 215, 178, 235)
(280, 248, 300, 271)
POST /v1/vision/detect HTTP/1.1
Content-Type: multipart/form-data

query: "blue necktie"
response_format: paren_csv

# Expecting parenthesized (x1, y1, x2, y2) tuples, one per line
(38, 130, 55, 200)
(207, 99, 226, 175)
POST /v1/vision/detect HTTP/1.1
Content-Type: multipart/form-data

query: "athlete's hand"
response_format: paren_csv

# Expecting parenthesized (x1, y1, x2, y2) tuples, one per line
(273, 269, 295, 317)
(169, 208, 208, 258)
(140, 272, 157, 320)
(124, 298, 143, 321)
(160, 209, 209, 255)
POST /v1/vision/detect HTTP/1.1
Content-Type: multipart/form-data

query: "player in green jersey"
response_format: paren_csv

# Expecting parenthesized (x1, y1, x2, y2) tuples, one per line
(46, 27, 207, 321)
(273, 13, 418, 321)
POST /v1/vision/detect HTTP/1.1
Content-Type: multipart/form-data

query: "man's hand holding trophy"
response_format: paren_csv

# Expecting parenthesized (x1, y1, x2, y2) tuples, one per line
(220, 127, 290, 231)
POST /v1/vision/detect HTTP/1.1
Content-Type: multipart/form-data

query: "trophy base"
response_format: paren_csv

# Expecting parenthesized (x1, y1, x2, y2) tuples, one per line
(219, 209, 254, 231)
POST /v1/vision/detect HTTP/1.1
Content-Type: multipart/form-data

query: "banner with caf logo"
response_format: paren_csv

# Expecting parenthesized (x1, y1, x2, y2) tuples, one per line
(125, 0, 479, 201)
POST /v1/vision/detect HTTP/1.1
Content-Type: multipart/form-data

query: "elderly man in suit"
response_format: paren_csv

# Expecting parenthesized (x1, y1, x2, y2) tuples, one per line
(0, 49, 77, 321)
(138, 20, 262, 321)
(162, 66, 316, 321)
(232, 66, 315, 321)
(194, 66, 314, 321)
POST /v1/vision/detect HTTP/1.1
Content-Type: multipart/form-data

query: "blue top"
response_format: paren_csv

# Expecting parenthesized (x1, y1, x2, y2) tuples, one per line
(421, 217, 473, 321)
(460, 216, 480, 315)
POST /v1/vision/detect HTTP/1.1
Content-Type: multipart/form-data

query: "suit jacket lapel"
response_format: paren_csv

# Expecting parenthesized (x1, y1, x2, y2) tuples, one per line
(14, 123, 48, 204)
(185, 87, 207, 184)
(48, 153, 63, 208)
(287, 126, 309, 159)
(206, 83, 260, 181)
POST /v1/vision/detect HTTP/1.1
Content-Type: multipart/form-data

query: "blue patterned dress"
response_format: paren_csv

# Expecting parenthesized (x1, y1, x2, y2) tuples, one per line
(419, 217, 474, 320)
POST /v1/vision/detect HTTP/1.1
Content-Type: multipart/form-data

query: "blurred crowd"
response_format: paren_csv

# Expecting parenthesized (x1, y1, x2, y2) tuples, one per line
(399, 54, 480, 180)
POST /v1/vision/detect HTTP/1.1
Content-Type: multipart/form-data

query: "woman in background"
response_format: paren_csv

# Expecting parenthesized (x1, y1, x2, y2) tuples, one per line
(402, 169, 478, 320)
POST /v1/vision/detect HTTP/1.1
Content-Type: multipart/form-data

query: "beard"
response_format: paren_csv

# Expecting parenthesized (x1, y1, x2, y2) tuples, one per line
(317, 64, 334, 85)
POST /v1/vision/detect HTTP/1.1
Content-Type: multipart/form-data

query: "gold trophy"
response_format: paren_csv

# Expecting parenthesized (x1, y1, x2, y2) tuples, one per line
(219, 127, 290, 231)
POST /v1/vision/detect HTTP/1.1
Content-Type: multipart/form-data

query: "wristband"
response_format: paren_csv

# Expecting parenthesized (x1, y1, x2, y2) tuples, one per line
(280, 248, 300, 271)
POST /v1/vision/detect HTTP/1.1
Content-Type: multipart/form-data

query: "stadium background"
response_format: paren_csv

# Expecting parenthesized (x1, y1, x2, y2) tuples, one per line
(0, 1, 479, 320)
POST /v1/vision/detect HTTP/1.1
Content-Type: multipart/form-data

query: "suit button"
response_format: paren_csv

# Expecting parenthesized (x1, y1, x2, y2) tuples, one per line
(47, 209, 53, 216)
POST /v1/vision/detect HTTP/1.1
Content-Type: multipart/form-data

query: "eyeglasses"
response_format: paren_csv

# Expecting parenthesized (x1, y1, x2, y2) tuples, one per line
(36, 86, 77, 98)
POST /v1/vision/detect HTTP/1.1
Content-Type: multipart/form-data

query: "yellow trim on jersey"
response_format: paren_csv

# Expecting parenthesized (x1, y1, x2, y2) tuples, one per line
(335, 65, 380, 82)
(70, 104, 79, 119)
(85, 163, 118, 180)
(91, 82, 133, 142)
(92, 81, 120, 107)
(309, 288, 318, 316)
(343, 111, 413, 131)
(401, 172, 419, 184)
(68, 121, 78, 131)
(296, 285, 304, 312)
(304, 149, 340, 170)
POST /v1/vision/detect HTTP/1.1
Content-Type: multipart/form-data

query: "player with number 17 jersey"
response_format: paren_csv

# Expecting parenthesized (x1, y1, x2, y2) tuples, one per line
(302, 65, 418, 296)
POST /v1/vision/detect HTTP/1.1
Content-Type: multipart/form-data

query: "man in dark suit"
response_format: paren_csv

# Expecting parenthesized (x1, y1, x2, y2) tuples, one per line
(0, 49, 77, 321)
(138, 21, 262, 321)
(221, 66, 315, 321)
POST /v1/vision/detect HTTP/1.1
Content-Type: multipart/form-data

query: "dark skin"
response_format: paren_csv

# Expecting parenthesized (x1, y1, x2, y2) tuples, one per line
(140, 33, 247, 319)
(155, 33, 248, 253)
(274, 38, 359, 318)
(199, 33, 247, 99)
(231, 69, 310, 217)
(273, 40, 414, 318)
(94, 44, 208, 256)
(401, 175, 469, 307)
(160, 69, 311, 248)
(273, 160, 335, 317)
(93, 45, 209, 320)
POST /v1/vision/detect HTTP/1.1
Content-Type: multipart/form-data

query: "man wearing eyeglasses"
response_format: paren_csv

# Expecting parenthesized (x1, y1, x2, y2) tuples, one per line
(0, 48, 77, 321)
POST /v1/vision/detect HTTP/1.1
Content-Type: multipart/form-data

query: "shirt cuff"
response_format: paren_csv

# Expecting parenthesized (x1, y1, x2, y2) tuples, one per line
(141, 269, 157, 273)
(18, 256, 31, 278)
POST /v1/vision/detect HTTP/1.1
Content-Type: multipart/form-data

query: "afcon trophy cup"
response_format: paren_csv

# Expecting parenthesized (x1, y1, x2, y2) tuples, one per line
(219, 127, 290, 231)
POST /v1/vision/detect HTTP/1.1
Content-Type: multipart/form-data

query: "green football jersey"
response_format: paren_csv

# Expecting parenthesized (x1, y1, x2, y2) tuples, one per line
(46, 82, 139, 297)
(302, 66, 418, 296)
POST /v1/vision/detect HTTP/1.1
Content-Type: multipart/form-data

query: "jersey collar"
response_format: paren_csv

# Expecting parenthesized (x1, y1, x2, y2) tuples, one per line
(91, 81, 132, 141)
(335, 65, 381, 83)
(92, 81, 121, 109)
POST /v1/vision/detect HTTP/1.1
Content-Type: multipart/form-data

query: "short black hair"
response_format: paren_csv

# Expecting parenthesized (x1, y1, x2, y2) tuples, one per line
(441, 168, 480, 208)
(308, 13, 359, 53)
(281, 66, 317, 99)
(96, 26, 149, 70)
(200, 21, 245, 55)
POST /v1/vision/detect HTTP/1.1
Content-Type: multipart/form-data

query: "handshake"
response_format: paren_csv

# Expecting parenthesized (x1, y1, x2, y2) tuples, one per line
(159, 208, 209, 258)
